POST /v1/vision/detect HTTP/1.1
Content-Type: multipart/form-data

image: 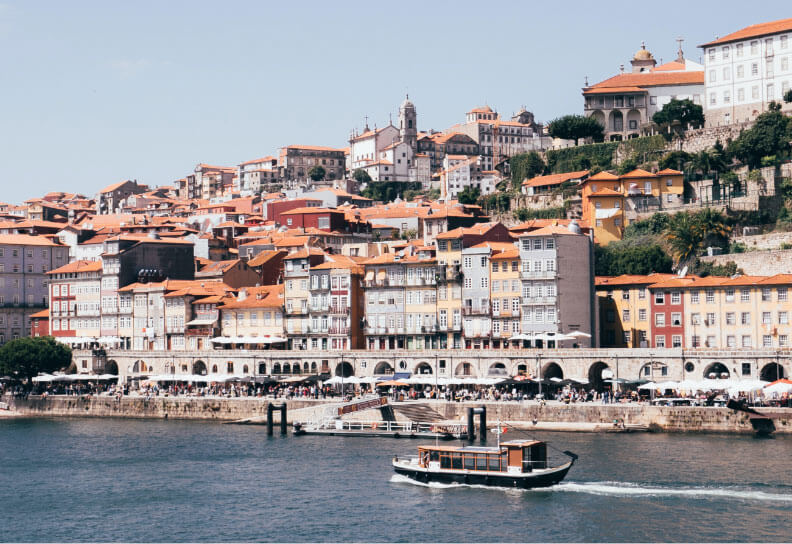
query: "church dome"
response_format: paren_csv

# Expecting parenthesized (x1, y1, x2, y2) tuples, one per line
(401, 95, 414, 109)
(633, 43, 654, 61)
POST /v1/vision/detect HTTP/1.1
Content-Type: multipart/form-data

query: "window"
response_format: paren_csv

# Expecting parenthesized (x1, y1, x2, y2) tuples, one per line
(623, 331, 631, 344)
(706, 312, 716, 326)
(780, 335, 788, 347)
(725, 288, 735, 302)
(779, 288, 788, 301)
(742, 363, 752, 376)
(691, 313, 700, 325)
(691, 335, 700, 348)
(741, 312, 750, 325)
(722, 46, 730, 59)
(742, 336, 752, 348)
(726, 312, 735, 325)
(638, 288, 646, 299)
(737, 64, 744, 78)
(762, 288, 771, 302)
(741, 289, 750, 302)
(671, 313, 682, 326)
(763, 335, 773, 348)
(727, 335, 736, 348)
(654, 292, 665, 304)
(779, 311, 788, 325)
(709, 92, 716, 106)
(709, 69, 716, 83)
(638, 309, 647, 321)
(671, 291, 681, 304)
(723, 66, 731, 80)
(762, 312, 771, 325)
(706, 289, 715, 303)
(691, 290, 699, 303)
(672, 335, 682, 348)
(463, 257, 472, 269)
(655, 335, 666, 348)
(655, 313, 665, 326)
(752, 85, 759, 99)
(622, 309, 630, 322)
(723, 90, 730, 103)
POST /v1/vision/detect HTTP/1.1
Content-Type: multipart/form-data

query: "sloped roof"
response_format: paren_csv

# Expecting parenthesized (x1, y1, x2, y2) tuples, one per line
(699, 17, 792, 47)
(47, 260, 102, 275)
(523, 170, 589, 187)
(584, 71, 704, 95)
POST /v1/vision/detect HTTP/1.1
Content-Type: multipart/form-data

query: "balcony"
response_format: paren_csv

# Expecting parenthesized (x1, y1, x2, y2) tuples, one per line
(406, 277, 436, 287)
(286, 307, 309, 315)
(521, 270, 555, 280)
(328, 326, 349, 335)
(521, 296, 557, 305)
(329, 305, 350, 315)
(309, 304, 329, 313)
(492, 309, 513, 317)
(462, 302, 490, 316)
(464, 329, 492, 338)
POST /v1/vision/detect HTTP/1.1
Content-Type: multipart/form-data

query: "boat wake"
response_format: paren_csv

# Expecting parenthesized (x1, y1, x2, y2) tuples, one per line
(390, 475, 792, 502)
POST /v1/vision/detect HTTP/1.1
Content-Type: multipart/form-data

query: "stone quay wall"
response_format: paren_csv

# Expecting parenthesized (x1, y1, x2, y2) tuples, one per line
(5, 395, 791, 434)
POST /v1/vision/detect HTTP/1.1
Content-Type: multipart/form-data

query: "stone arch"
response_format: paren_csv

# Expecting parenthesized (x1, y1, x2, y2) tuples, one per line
(272, 363, 282, 374)
(588, 361, 611, 391)
(243, 364, 249, 374)
(455, 362, 475, 377)
(105, 360, 118, 375)
(131, 360, 145, 373)
(415, 362, 433, 375)
(180, 364, 188, 373)
(703, 362, 730, 379)
(310, 362, 317, 373)
(760, 362, 785, 382)
(211, 364, 218, 373)
(488, 362, 507, 377)
(589, 110, 606, 129)
(609, 134, 623, 142)
(626, 108, 642, 132)
(258, 362, 267, 375)
(374, 361, 394, 375)
(283, 363, 291, 374)
(609, 110, 623, 132)
(516, 363, 528, 377)
(335, 361, 354, 378)
(542, 362, 564, 380)
(641, 361, 668, 379)
(303, 362, 309, 373)
(193, 360, 207, 376)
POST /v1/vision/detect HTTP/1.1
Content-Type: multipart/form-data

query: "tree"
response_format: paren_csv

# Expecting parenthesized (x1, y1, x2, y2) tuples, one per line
(0, 336, 72, 384)
(352, 169, 371, 184)
(594, 242, 673, 276)
(307, 165, 326, 182)
(510, 152, 546, 190)
(547, 115, 604, 143)
(658, 150, 692, 172)
(728, 103, 792, 168)
(664, 211, 702, 266)
(652, 98, 705, 129)
(696, 207, 731, 250)
(456, 186, 481, 205)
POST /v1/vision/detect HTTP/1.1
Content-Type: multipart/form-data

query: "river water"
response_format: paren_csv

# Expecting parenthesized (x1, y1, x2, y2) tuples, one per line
(1, 417, 790, 542)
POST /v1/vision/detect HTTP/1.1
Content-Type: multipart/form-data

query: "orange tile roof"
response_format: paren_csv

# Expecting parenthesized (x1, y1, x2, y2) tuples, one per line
(595, 273, 676, 287)
(757, 274, 792, 286)
(522, 170, 589, 187)
(583, 86, 646, 95)
(99, 180, 137, 193)
(30, 309, 50, 318)
(278, 207, 342, 215)
(652, 61, 687, 72)
(588, 188, 623, 196)
(620, 168, 656, 179)
(519, 225, 582, 236)
(490, 247, 520, 260)
(435, 223, 496, 240)
(0, 234, 61, 246)
(585, 171, 620, 181)
(219, 284, 283, 309)
(284, 248, 325, 260)
(239, 156, 276, 166)
(247, 250, 285, 267)
(283, 145, 345, 153)
(584, 71, 704, 94)
(47, 260, 102, 275)
(700, 17, 792, 47)
(469, 241, 517, 251)
(656, 168, 683, 175)
(468, 106, 494, 113)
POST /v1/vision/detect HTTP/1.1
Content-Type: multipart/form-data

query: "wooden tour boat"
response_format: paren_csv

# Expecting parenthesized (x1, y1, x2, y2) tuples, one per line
(393, 437, 577, 489)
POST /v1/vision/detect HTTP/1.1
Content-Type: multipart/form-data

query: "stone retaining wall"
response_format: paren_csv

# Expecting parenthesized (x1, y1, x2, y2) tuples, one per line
(699, 249, 792, 275)
(5, 395, 791, 434)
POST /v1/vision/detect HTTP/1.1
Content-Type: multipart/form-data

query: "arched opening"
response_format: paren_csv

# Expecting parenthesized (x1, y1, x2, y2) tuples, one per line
(415, 362, 433, 375)
(374, 361, 394, 375)
(193, 360, 207, 376)
(641, 362, 668, 379)
(589, 110, 605, 130)
(488, 362, 507, 377)
(703, 362, 730, 379)
(542, 362, 564, 380)
(455, 362, 475, 377)
(283, 363, 291, 374)
(335, 361, 354, 377)
(243, 364, 249, 374)
(760, 362, 785, 382)
(180, 364, 188, 373)
(303, 362, 309, 373)
(272, 363, 282, 374)
(588, 361, 611, 391)
(609, 134, 623, 142)
(626, 108, 642, 133)
(609, 110, 623, 132)
(211, 364, 218, 373)
(105, 360, 118, 375)
(516, 363, 528, 376)
(131, 360, 143, 373)
(310, 362, 317, 373)
(258, 362, 267, 375)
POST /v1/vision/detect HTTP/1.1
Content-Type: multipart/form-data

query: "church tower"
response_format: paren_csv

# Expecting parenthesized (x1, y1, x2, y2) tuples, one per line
(399, 95, 417, 154)
(630, 42, 656, 73)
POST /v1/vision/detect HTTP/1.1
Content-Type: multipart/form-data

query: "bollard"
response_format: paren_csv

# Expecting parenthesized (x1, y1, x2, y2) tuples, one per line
(479, 406, 487, 443)
(467, 407, 475, 442)
(280, 404, 287, 435)
(267, 403, 274, 436)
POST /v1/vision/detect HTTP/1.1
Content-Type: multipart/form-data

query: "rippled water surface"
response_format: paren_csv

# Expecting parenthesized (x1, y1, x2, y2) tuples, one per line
(1, 417, 791, 542)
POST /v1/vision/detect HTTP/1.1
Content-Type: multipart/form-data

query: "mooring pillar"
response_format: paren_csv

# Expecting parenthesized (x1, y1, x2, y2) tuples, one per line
(280, 404, 288, 435)
(267, 403, 274, 436)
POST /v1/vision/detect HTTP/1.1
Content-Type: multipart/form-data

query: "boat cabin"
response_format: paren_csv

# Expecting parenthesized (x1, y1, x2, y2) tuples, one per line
(417, 439, 548, 473)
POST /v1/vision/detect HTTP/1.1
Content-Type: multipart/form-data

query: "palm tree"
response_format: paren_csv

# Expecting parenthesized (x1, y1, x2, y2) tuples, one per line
(665, 212, 702, 267)
(696, 207, 731, 250)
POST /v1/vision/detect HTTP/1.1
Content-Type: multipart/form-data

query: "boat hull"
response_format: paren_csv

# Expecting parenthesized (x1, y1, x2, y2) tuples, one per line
(393, 461, 573, 489)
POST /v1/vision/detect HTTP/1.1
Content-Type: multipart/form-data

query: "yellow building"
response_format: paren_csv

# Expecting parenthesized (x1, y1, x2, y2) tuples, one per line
(403, 254, 440, 350)
(596, 273, 674, 347)
(490, 247, 522, 348)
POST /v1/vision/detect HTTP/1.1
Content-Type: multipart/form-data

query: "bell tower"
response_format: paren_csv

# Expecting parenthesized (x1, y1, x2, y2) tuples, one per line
(399, 95, 417, 154)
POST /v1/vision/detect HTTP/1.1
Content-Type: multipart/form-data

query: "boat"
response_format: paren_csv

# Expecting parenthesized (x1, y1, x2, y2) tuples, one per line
(392, 438, 577, 489)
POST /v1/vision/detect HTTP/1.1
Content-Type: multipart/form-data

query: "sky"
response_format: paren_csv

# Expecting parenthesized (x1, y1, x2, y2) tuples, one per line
(1, 0, 790, 204)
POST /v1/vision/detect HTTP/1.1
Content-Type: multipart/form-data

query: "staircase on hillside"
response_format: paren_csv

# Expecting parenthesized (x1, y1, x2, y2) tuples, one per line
(392, 403, 445, 423)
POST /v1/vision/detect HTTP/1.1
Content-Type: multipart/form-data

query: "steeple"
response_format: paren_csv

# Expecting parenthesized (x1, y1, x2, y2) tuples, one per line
(675, 37, 685, 63)
(399, 94, 417, 154)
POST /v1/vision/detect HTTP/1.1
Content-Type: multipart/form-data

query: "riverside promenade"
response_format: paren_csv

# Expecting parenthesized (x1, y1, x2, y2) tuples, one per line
(4, 394, 791, 434)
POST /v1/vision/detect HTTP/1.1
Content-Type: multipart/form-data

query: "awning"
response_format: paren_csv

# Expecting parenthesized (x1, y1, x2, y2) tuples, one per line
(211, 337, 232, 343)
(186, 318, 217, 326)
(393, 372, 411, 380)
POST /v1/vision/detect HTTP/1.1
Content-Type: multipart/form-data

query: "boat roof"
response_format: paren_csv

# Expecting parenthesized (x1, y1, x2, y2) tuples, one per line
(417, 439, 542, 452)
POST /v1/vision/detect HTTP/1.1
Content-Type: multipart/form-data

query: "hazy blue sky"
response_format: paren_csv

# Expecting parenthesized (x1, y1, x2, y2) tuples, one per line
(1, 1, 789, 204)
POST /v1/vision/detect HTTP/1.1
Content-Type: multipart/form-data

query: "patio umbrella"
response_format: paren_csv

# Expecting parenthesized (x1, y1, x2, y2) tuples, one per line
(376, 380, 409, 387)
(763, 379, 792, 395)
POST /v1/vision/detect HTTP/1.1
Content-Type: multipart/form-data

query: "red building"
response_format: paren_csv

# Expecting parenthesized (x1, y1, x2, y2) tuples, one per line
(277, 207, 366, 233)
(265, 198, 322, 222)
(648, 279, 685, 348)
(30, 309, 49, 337)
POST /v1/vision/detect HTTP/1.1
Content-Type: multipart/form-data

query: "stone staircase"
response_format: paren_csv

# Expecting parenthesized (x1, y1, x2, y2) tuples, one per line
(392, 403, 445, 423)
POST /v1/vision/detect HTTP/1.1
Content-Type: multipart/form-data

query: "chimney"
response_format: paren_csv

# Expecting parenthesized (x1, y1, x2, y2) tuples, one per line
(238, 288, 247, 301)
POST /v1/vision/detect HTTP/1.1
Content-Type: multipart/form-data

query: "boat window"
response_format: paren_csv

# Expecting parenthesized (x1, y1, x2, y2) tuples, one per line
(451, 453, 463, 470)
(440, 454, 451, 469)
(464, 455, 476, 470)
(524, 444, 547, 470)
(488, 454, 502, 471)
(429, 450, 439, 462)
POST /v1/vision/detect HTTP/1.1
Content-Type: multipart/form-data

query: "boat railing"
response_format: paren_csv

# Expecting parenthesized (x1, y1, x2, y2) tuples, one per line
(295, 418, 467, 435)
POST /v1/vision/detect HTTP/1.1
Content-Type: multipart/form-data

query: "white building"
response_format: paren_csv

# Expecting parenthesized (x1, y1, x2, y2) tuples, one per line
(237, 156, 279, 194)
(583, 43, 704, 140)
(439, 155, 498, 199)
(699, 17, 792, 126)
